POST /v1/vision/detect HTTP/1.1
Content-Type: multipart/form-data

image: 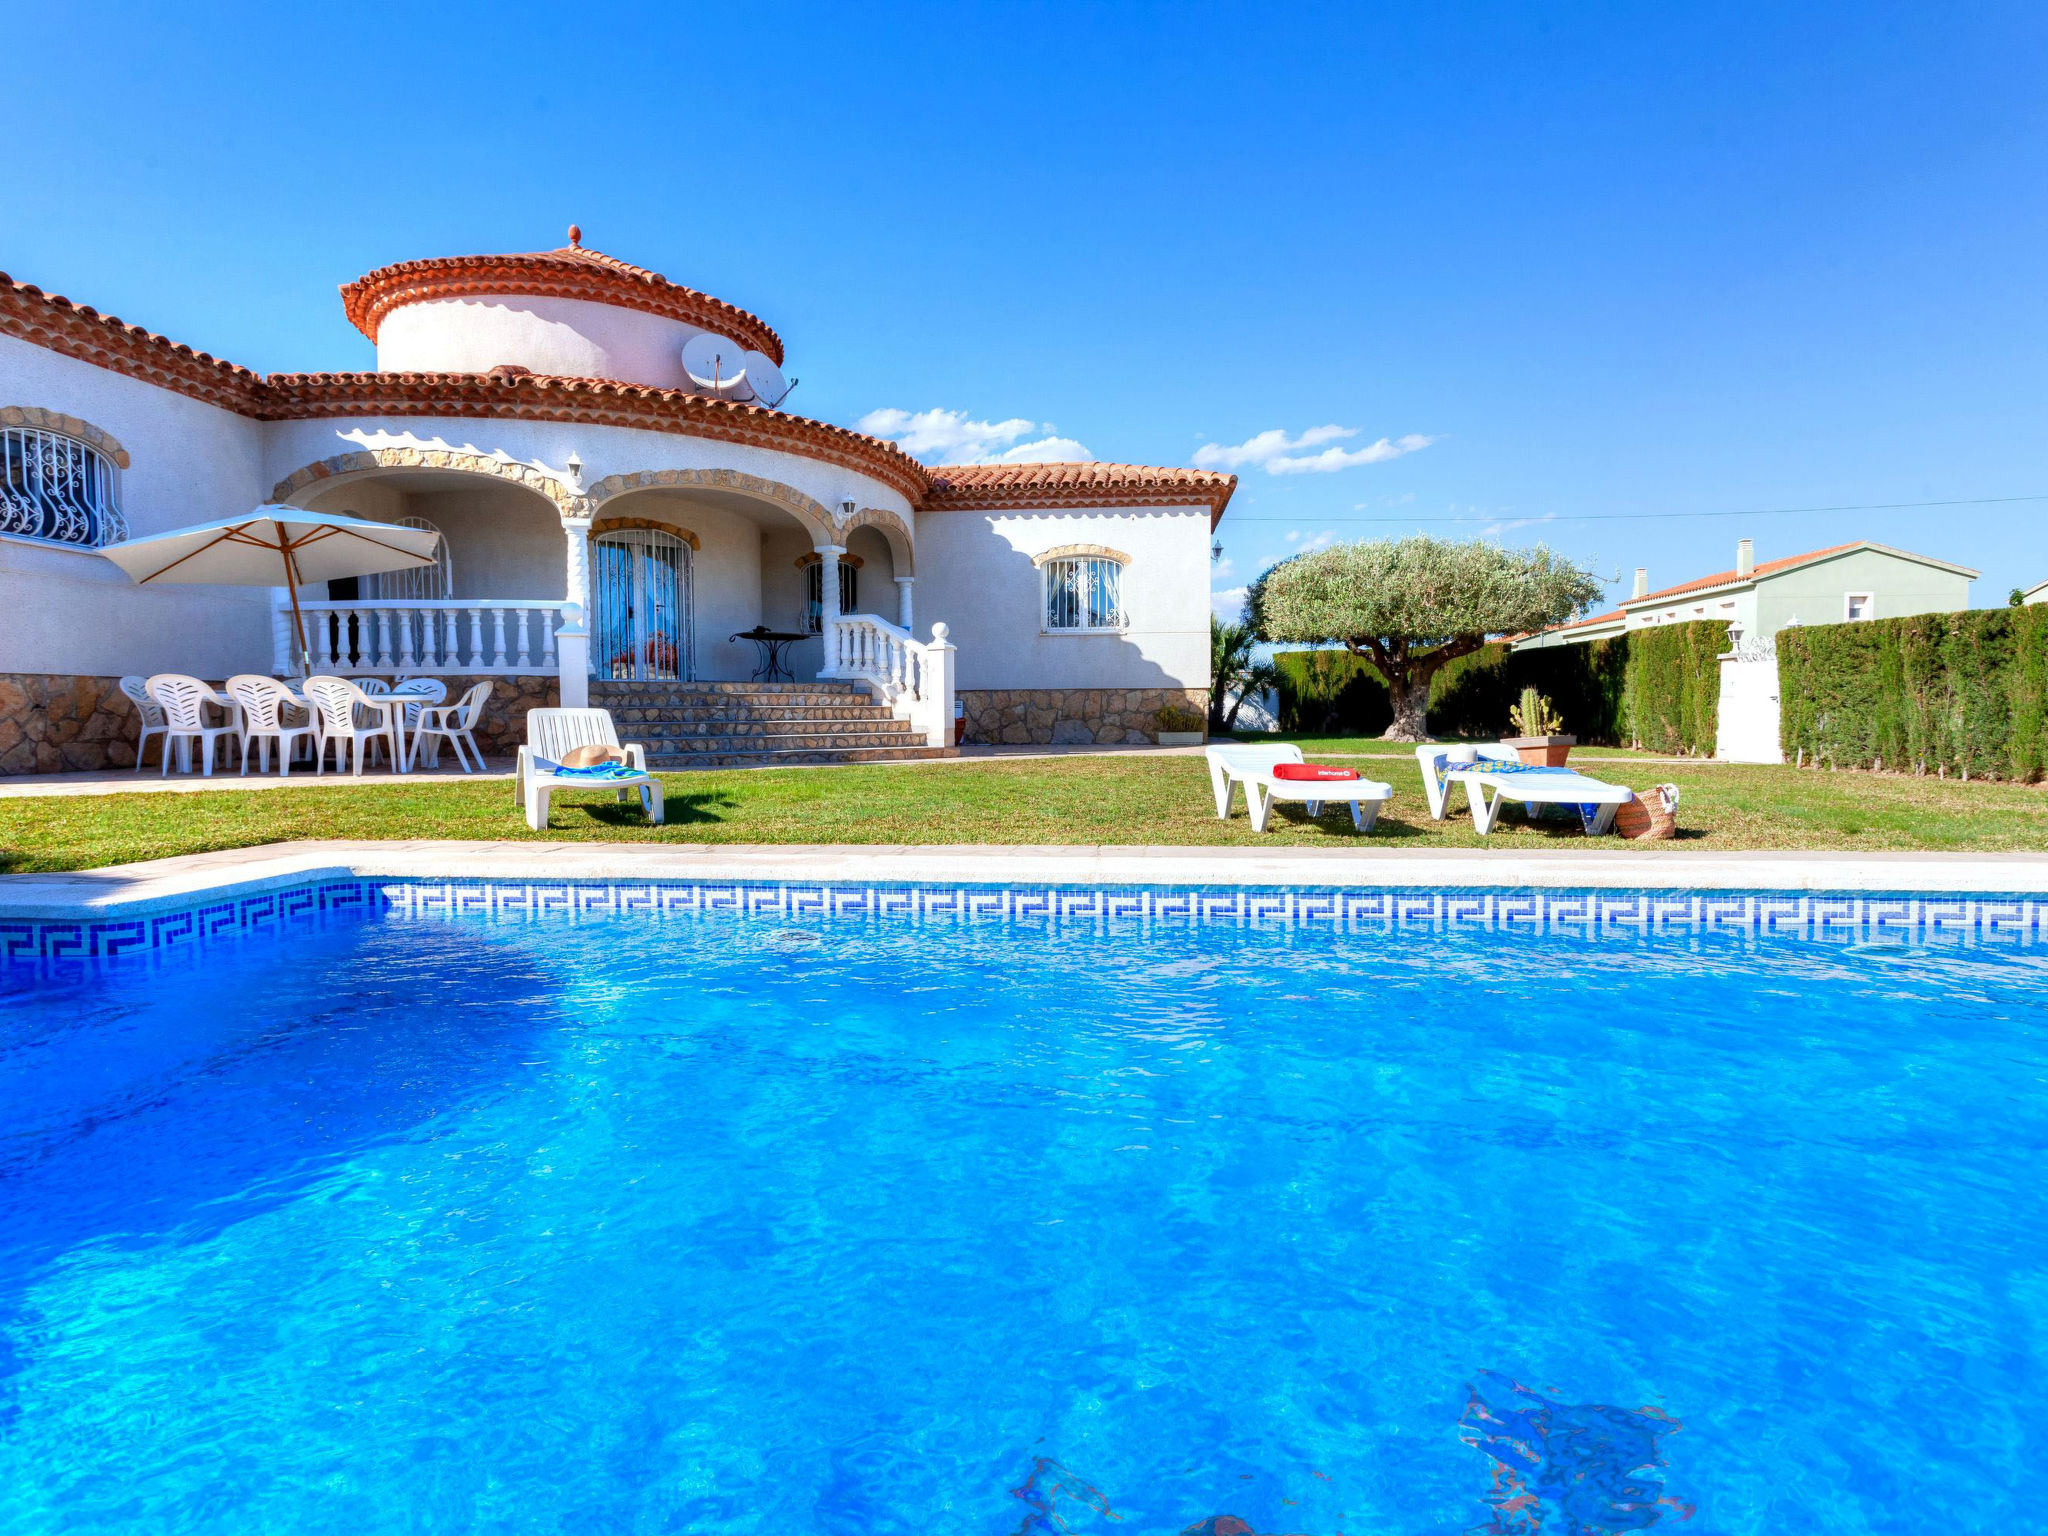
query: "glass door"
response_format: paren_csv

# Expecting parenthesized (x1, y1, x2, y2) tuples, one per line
(593, 529, 693, 680)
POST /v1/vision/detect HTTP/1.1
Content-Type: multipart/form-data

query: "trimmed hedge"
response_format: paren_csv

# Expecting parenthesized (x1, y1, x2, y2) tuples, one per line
(1270, 620, 1725, 749)
(1427, 638, 1632, 745)
(1778, 607, 2048, 780)
(1622, 621, 1729, 755)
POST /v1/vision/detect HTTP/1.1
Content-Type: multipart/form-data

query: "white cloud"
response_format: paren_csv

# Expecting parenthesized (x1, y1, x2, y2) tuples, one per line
(1283, 529, 1337, 552)
(1212, 555, 1236, 579)
(1195, 426, 1435, 475)
(1211, 585, 1250, 623)
(856, 407, 1094, 466)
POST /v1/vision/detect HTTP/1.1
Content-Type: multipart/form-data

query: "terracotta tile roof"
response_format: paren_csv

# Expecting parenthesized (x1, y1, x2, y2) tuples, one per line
(0, 270, 269, 412)
(924, 462, 1238, 524)
(2, 270, 1239, 520)
(339, 233, 784, 363)
(1629, 544, 1859, 606)
(262, 371, 928, 500)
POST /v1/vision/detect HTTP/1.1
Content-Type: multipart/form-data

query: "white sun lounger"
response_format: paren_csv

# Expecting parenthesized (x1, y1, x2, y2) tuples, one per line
(1415, 743, 1632, 836)
(1205, 742, 1394, 832)
(517, 708, 664, 831)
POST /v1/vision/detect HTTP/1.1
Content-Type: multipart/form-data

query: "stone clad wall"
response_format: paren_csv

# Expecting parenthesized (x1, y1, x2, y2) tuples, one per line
(959, 687, 1208, 746)
(0, 673, 556, 775)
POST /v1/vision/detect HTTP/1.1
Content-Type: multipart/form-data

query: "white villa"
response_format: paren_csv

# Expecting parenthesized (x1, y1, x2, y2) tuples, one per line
(0, 229, 1234, 773)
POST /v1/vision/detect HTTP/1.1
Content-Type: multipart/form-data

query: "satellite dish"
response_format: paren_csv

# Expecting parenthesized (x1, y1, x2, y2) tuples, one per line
(681, 333, 752, 398)
(744, 351, 790, 408)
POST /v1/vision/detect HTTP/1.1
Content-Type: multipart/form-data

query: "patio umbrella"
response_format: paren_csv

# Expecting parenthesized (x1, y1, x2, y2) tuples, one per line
(100, 507, 442, 674)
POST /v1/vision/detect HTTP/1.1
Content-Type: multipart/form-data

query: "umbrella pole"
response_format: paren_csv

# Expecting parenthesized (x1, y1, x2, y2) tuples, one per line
(281, 542, 313, 677)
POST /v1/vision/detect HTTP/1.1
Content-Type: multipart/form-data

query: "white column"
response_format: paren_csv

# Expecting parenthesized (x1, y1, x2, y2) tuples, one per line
(555, 603, 590, 710)
(815, 544, 845, 676)
(894, 576, 914, 631)
(922, 620, 956, 748)
(563, 518, 593, 614)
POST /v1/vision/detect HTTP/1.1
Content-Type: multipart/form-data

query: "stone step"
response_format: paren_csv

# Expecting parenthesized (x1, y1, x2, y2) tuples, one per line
(628, 720, 917, 742)
(606, 703, 904, 725)
(648, 729, 930, 753)
(591, 681, 863, 699)
(589, 676, 943, 768)
(645, 744, 958, 769)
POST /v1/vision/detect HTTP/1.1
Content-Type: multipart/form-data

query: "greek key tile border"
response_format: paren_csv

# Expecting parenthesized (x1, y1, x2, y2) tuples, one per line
(7, 879, 2048, 969)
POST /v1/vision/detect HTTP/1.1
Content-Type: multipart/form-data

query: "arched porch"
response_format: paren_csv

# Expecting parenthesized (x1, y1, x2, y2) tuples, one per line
(269, 452, 925, 686)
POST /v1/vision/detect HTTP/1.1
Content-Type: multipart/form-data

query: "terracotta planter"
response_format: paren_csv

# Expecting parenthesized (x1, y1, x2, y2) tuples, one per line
(1504, 734, 1575, 767)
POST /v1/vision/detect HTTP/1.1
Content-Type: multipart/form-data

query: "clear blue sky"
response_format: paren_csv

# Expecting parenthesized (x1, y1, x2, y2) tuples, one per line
(7, 3, 2044, 616)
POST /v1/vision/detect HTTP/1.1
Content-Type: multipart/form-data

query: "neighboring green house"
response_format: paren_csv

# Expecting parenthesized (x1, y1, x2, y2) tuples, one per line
(1514, 538, 1978, 651)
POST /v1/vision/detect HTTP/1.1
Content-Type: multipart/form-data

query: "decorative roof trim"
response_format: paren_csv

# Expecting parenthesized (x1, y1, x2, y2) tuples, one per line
(922, 462, 1237, 528)
(0, 406, 131, 468)
(339, 246, 784, 363)
(0, 271, 269, 414)
(1032, 543, 1131, 568)
(257, 373, 931, 502)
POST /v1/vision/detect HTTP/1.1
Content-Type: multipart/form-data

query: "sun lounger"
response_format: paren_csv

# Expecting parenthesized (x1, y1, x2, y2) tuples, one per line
(1415, 744, 1633, 835)
(517, 708, 664, 831)
(1205, 742, 1394, 832)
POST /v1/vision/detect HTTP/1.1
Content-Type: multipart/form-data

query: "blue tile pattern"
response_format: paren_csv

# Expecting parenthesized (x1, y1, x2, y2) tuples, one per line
(6, 876, 2048, 967)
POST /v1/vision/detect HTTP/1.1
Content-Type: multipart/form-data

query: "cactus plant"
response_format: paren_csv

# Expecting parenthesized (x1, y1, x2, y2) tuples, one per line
(1509, 687, 1565, 738)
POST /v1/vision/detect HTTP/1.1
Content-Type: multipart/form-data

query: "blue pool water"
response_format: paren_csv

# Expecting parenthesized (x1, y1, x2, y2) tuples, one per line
(1, 890, 2043, 1533)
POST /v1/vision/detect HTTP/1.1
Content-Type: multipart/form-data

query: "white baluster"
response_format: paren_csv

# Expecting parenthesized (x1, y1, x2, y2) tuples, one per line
(397, 607, 417, 670)
(444, 609, 460, 669)
(542, 609, 558, 667)
(376, 609, 394, 671)
(516, 608, 533, 670)
(469, 607, 484, 670)
(492, 608, 508, 669)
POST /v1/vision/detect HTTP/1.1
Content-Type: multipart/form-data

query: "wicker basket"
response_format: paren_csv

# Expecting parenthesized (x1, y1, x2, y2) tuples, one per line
(1614, 783, 1680, 840)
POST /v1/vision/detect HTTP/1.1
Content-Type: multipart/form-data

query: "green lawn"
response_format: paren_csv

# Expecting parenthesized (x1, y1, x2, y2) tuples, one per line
(3, 751, 2047, 872)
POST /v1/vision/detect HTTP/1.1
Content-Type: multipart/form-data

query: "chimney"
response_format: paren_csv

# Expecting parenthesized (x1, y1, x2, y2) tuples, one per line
(1632, 566, 1649, 599)
(1736, 538, 1755, 578)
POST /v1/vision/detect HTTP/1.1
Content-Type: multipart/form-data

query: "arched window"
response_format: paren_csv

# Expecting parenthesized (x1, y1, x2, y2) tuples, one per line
(0, 425, 126, 548)
(1039, 550, 1128, 632)
(363, 515, 453, 600)
(804, 559, 858, 633)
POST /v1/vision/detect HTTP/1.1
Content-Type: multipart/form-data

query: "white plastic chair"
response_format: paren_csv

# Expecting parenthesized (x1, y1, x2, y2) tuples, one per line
(118, 675, 169, 772)
(515, 708, 663, 830)
(225, 675, 317, 776)
(304, 675, 407, 775)
(410, 681, 493, 772)
(1415, 743, 1633, 835)
(1204, 741, 1393, 832)
(145, 674, 235, 777)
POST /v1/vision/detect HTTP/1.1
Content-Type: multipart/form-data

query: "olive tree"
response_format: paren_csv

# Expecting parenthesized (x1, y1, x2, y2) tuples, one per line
(1250, 536, 1602, 741)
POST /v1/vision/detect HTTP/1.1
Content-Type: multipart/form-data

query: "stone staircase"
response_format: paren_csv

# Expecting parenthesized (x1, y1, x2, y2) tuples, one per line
(589, 680, 957, 769)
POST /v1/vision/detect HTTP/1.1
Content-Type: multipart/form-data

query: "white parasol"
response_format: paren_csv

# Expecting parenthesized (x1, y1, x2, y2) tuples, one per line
(100, 507, 442, 674)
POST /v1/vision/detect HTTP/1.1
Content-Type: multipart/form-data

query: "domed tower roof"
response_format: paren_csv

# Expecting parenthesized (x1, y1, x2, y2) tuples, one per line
(339, 226, 783, 365)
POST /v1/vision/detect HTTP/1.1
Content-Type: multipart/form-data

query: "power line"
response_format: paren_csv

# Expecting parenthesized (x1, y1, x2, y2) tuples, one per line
(1223, 493, 2048, 526)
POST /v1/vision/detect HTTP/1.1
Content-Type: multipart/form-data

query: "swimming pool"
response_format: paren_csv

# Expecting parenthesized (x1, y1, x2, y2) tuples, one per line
(1, 878, 2041, 1533)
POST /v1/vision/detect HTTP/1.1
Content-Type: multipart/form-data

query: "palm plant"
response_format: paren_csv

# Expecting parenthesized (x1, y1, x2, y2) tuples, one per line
(1210, 615, 1283, 732)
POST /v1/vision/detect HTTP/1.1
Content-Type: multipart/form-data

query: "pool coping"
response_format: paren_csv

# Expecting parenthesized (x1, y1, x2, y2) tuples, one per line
(9, 840, 2048, 920)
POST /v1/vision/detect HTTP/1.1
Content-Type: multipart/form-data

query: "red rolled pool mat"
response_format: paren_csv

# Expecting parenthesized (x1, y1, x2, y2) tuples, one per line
(1270, 763, 1361, 782)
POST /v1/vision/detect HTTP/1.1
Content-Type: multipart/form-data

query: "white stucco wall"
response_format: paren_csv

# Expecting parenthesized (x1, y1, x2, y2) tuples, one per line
(0, 334, 275, 675)
(912, 506, 1212, 692)
(374, 296, 733, 393)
